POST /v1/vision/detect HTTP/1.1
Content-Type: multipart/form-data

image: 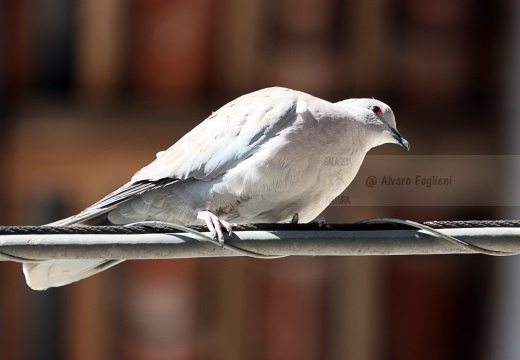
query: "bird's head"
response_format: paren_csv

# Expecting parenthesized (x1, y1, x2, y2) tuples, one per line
(335, 98, 410, 151)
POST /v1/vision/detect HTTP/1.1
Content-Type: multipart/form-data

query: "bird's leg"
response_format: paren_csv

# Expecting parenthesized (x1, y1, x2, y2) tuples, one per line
(313, 217, 326, 227)
(197, 210, 233, 245)
(290, 213, 299, 224)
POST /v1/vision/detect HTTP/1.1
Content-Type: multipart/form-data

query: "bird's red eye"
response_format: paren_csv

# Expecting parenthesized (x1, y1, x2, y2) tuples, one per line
(371, 105, 382, 115)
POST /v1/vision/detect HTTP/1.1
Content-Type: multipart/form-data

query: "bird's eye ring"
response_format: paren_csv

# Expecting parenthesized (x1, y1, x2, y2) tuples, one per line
(371, 105, 382, 116)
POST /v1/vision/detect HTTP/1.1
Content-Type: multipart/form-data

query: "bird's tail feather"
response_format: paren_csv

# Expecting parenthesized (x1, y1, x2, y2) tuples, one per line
(23, 204, 122, 290)
(23, 259, 123, 290)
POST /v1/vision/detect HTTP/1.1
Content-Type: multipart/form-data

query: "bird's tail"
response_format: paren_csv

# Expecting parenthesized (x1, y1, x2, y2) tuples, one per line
(23, 210, 122, 290)
(23, 259, 123, 290)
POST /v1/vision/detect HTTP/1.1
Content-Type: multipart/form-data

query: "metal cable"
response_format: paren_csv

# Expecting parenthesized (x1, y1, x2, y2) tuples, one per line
(127, 221, 287, 260)
(358, 218, 520, 256)
(1, 219, 519, 262)
(1, 219, 519, 236)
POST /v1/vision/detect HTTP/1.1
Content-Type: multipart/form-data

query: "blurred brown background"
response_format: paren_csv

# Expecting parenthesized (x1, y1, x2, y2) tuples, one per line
(0, 0, 518, 359)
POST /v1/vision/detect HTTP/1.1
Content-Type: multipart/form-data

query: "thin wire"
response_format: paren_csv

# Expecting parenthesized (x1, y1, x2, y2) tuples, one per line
(2, 218, 517, 262)
(357, 217, 520, 256)
(0, 252, 42, 263)
(126, 221, 288, 259)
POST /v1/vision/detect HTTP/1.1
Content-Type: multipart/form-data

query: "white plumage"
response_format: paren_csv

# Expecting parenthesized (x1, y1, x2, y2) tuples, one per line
(23, 87, 409, 290)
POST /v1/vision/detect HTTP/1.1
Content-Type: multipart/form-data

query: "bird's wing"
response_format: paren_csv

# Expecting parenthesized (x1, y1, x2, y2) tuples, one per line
(49, 87, 300, 226)
(131, 87, 300, 182)
(47, 178, 179, 225)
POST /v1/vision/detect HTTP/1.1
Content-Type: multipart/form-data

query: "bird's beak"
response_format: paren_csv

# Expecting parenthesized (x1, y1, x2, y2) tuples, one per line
(391, 128, 410, 150)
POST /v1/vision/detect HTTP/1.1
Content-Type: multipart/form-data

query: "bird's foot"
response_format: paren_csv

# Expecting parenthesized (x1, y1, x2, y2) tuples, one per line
(290, 213, 299, 224)
(197, 211, 233, 245)
(313, 217, 326, 227)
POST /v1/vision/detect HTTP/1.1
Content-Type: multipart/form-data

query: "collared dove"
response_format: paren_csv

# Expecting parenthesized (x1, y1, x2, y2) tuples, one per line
(23, 87, 409, 290)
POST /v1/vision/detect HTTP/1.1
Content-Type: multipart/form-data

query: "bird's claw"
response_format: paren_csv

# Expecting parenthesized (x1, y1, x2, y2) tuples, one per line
(290, 213, 299, 224)
(197, 211, 233, 245)
(314, 217, 326, 227)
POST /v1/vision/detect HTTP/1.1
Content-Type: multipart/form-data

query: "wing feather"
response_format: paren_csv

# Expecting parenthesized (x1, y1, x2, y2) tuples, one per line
(132, 87, 299, 181)
(49, 87, 299, 226)
(48, 178, 178, 225)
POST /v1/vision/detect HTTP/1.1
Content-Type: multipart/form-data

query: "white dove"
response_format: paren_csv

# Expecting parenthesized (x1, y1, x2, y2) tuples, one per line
(23, 87, 409, 290)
